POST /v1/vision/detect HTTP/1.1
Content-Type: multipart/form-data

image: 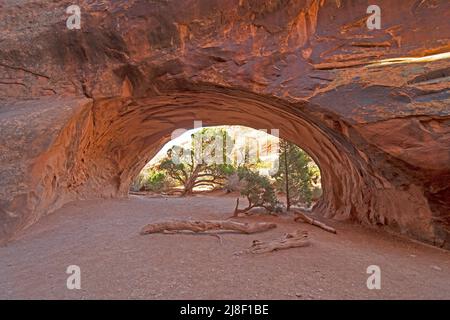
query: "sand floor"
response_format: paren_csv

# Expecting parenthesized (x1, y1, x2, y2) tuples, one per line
(1, 194, 449, 299)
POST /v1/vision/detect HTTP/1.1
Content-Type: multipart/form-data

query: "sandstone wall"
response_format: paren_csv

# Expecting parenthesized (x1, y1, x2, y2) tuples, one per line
(0, 0, 449, 247)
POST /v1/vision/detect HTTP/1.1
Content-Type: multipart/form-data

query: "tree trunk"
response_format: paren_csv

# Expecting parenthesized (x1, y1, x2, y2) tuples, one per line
(284, 143, 291, 211)
(183, 177, 196, 195)
(293, 210, 337, 234)
(233, 197, 255, 216)
(140, 219, 277, 235)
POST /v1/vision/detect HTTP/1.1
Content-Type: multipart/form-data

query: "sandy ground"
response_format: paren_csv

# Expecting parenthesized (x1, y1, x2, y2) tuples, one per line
(0, 194, 449, 299)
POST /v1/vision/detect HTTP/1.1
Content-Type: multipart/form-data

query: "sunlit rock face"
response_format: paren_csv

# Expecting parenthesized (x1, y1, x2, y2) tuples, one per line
(0, 0, 449, 247)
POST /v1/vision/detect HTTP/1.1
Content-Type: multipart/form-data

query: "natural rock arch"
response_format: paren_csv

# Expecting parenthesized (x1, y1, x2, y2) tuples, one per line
(0, 0, 449, 247)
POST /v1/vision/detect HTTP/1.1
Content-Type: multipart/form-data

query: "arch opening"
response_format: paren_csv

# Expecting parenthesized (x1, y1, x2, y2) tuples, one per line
(1, 88, 446, 248)
(130, 125, 323, 212)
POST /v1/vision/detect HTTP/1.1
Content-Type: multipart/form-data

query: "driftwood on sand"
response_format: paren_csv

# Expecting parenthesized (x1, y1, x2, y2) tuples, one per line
(140, 219, 277, 235)
(238, 230, 310, 254)
(293, 210, 337, 234)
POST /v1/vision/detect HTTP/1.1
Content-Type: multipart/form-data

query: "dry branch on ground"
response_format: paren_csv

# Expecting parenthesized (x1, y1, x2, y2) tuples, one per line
(140, 219, 277, 235)
(293, 210, 337, 234)
(238, 230, 310, 254)
(233, 197, 275, 216)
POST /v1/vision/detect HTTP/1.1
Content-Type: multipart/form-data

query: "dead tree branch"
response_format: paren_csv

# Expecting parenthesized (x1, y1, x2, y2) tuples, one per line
(140, 219, 277, 235)
(293, 210, 337, 234)
(239, 230, 310, 254)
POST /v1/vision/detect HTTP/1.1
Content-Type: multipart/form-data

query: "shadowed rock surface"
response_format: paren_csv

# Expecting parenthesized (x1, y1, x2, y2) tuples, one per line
(0, 0, 449, 247)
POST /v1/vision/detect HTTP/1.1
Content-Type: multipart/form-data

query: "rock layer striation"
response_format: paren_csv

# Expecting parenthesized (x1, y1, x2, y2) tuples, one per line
(0, 0, 449, 247)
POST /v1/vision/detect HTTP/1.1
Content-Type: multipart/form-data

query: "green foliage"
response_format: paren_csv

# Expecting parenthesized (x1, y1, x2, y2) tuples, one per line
(272, 141, 320, 207)
(159, 154, 187, 185)
(218, 163, 236, 176)
(131, 169, 168, 192)
(143, 170, 166, 191)
(157, 128, 236, 194)
(237, 167, 281, 213)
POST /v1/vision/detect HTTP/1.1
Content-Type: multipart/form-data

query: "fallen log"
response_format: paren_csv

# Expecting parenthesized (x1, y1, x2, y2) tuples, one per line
(140, 220, 277, 235)
(293, 210, 337, 234)
(240, 230, 310, 254)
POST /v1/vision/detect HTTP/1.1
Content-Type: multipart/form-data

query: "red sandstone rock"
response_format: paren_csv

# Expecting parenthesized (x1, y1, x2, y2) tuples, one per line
(0, 0, 449, 247)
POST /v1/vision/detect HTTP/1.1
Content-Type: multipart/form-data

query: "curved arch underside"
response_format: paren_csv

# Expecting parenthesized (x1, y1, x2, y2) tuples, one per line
(0, 0, 449, 247)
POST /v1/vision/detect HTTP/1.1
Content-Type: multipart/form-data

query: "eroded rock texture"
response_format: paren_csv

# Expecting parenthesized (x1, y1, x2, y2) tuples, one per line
(0, 0, 449, 247)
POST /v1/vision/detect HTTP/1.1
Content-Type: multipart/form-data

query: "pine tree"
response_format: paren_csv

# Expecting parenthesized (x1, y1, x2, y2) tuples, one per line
(273, 140, 315, 209)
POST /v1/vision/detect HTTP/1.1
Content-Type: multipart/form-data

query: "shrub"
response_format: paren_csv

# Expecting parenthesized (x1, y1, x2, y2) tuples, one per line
(142, 170, 166, 192)
(130, 169, 167, 192)
(234, 167, 282, 214)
